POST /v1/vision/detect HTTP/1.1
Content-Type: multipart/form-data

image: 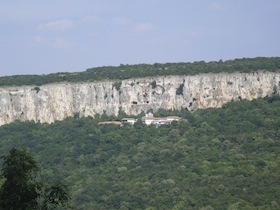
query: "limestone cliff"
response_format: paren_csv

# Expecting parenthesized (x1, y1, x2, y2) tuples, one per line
(0, 71, 279, 126)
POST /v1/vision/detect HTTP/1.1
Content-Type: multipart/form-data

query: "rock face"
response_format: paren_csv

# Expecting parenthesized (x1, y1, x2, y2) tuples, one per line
(0, 72, 279, 126)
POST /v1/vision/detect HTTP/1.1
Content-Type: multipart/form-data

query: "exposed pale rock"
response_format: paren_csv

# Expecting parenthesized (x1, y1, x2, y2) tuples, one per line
(0, 72, 279, 126)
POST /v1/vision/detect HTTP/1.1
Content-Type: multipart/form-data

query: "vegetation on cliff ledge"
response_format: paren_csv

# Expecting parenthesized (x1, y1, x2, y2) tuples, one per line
(1, 57, 280, 87)
(0, 96, 279, 209)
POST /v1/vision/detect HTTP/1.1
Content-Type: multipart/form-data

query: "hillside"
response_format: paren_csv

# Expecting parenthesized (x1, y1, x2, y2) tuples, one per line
(0, 96, 279, 209)
(0, 57, 280, 209)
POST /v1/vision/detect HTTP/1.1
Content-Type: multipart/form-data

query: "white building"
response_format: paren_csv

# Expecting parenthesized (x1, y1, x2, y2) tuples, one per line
(142, 114, 181, 126)
(122, 118, 137, 125)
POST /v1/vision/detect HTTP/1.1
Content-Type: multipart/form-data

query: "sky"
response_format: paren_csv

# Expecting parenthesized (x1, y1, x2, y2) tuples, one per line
(0, 0, 280, 76)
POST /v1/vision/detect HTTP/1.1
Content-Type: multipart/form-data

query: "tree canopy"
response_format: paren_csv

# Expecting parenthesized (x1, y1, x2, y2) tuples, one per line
(0, 57, 279, 87)
(0, 148, 69, 210)
(0, 148, 38, 209)
(0, 96, 279, 209)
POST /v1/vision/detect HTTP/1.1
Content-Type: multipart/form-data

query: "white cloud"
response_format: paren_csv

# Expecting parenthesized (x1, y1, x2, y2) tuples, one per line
(209, 2, 225, 11)
(34, 35, 46, 43)
(190, 30, 204, 38)
(112, 17, 131, 25)
(51, 38, 71, 49)
(135, 23, 154, 33)
(34, 36, 71, 49)
(39, 19, 74, 31)
(81, 16, 99, 23)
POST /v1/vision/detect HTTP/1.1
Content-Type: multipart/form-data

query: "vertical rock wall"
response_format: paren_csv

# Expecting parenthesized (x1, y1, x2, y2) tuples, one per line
(0, 72, 279, 126)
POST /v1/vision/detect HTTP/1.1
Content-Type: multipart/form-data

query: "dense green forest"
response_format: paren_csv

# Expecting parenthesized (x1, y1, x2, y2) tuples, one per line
(0, 57, 280, 87)
(0, 96, 279, 209)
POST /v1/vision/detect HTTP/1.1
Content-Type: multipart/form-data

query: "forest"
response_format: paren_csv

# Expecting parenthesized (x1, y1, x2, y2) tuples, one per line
(0, 95, 279, 209)
(0, 57, 280, 87)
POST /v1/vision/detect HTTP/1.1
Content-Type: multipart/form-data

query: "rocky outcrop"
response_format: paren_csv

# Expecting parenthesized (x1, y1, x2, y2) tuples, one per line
(0, 71, 279, 126)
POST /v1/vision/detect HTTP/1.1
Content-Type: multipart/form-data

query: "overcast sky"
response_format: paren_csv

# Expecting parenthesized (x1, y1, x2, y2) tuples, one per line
(0, 0, 279, 76)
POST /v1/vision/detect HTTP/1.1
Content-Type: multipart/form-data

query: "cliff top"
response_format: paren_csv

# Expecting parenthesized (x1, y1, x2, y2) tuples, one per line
(1, 57, 280, 87)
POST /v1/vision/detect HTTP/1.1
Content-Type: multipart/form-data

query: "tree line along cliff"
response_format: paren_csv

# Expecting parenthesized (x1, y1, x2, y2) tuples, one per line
(0, 57, 280, 87)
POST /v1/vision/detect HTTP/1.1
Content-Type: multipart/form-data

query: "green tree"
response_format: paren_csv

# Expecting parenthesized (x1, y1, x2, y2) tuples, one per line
(0, 148, 70, 210)
(0, 148, 39, 209)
